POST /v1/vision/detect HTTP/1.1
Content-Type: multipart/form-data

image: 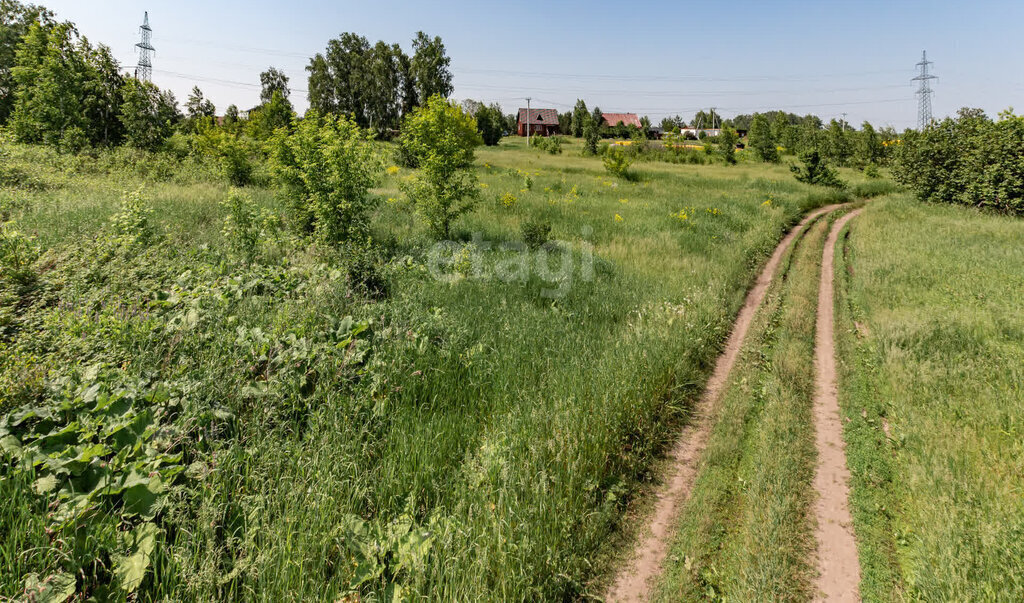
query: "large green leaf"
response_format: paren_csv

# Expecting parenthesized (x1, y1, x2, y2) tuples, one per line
(21, 572, 77, 603)
(112, 522, 160, 593)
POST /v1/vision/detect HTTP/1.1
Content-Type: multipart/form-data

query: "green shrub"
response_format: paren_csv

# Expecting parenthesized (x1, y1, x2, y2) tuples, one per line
(790, 150, 844, 188)
(195, 128, 254, 186)
(520, 217, 552, 250)
(398, 96, 482, 239)
(269, 111, 381, 244)
(894, 108, 1024, 214)
(603, 147, 634, 179)
(59, 126, 88, 154)
(109, 188, 156, 247)
(0, 220, 39, 285)
(221, 188, 262, 259)
(475, 103, 505, 146)
(218, 136, 254, 187)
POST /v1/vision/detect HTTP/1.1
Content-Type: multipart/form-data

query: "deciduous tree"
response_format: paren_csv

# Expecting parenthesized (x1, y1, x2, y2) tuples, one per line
(410, 31, 452, 102)
(748, 113, 779, 162)
(0, 0, 54, 125)
(570, 99, 588, 137)
(259, 67, 290, 104)
(119, 79, 179, 150)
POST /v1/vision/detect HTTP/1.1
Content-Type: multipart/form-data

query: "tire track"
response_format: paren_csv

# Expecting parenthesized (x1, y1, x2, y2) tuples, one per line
(607, 203, 845, 603)
(811, 209, 863, 602)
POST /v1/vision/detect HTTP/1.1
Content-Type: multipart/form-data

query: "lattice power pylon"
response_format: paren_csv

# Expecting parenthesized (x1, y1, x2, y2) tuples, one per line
(135, 11, 154, 82)
(912, 50, 937, 130)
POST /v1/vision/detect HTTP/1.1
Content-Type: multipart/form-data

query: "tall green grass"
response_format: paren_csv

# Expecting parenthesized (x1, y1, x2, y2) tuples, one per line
(835, 195, 1024, 600)
(1, 137, 838, 599)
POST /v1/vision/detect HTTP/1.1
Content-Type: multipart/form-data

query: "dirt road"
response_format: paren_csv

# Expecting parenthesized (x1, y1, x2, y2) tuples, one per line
(811, 209, 863, 602)
(606, 204, 845, 602)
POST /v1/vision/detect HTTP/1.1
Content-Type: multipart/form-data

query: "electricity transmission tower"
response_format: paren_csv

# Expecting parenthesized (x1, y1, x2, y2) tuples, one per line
(135, 12, 154, 82)
(912, 50, 937, 130)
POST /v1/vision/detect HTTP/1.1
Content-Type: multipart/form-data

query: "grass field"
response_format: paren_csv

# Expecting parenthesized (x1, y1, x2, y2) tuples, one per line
(834, 195, 1024, 600)
(0, 136, 860, 599)
(5, 131, 1017, 601)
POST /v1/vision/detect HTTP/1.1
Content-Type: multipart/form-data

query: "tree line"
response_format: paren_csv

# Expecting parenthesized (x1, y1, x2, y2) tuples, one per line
(0, 1, 455, 153)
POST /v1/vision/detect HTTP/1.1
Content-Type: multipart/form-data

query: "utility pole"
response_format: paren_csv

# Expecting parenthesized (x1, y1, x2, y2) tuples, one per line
(135, 11, 154, 82)
(710, 107, 717, 129)
(841, 112, 848, 131)
(912, 50, 937, 130)
(525, 97, 532, 147)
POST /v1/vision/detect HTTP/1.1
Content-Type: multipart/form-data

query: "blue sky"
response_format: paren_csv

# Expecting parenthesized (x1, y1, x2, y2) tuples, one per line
(41, 0, 1024, 129)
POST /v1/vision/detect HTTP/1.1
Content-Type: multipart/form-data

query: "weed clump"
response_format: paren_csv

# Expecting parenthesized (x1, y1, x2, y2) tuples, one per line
(521, 217, 552, 250)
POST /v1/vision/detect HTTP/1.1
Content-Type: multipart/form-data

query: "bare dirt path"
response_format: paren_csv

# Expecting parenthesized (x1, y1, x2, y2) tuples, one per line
(811, 209, 863, 602)
(606, 204, 844, 603)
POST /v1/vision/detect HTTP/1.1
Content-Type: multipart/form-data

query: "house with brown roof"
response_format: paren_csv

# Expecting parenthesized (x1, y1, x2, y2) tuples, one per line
(600, 113, 642, 128)
(517, 108, 560, 136)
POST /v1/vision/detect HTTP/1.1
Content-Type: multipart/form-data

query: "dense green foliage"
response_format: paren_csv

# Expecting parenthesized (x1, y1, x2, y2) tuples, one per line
(602, 146, 634, 178)
(472, 102, 505, 146)
(10, 21, 124, 149)
(259, 66, 289, 105)
(119, 79, 180, 151)
(269, 111, 381, 244)
(894, 108, 1024, 214)
(0, 0, 53, 124)
(306, 31, 451, 134)
(717, 127, 738, 164)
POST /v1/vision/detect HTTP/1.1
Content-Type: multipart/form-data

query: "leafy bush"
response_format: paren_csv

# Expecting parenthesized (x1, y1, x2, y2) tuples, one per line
(0, 220, 39, 285)
(195, 128, 254, 187)
(398, 96, 482, 239)
(748, 114, 779, 162)
(221, 188, 263, 259)
(475, 103, 505, 146)
(269, 111, 381, 244)
(531, 136, 563, 155)
(603, 147, 634, 179)
(893, 108, 1024, 214)
(790, 150, 844, 188)
(520, 217, 552, 250)
(120, 79, 180, 151)
(109, 188, 156, 247)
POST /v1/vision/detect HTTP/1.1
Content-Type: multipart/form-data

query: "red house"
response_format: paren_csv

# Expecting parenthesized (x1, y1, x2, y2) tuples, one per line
(601, 112, 642, 128)
(517, 108, 560, 136)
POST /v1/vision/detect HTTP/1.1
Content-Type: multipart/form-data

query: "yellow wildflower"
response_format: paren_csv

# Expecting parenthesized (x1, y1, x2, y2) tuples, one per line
(614, 213, 623, 222)
(386, 166, 400, 175)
